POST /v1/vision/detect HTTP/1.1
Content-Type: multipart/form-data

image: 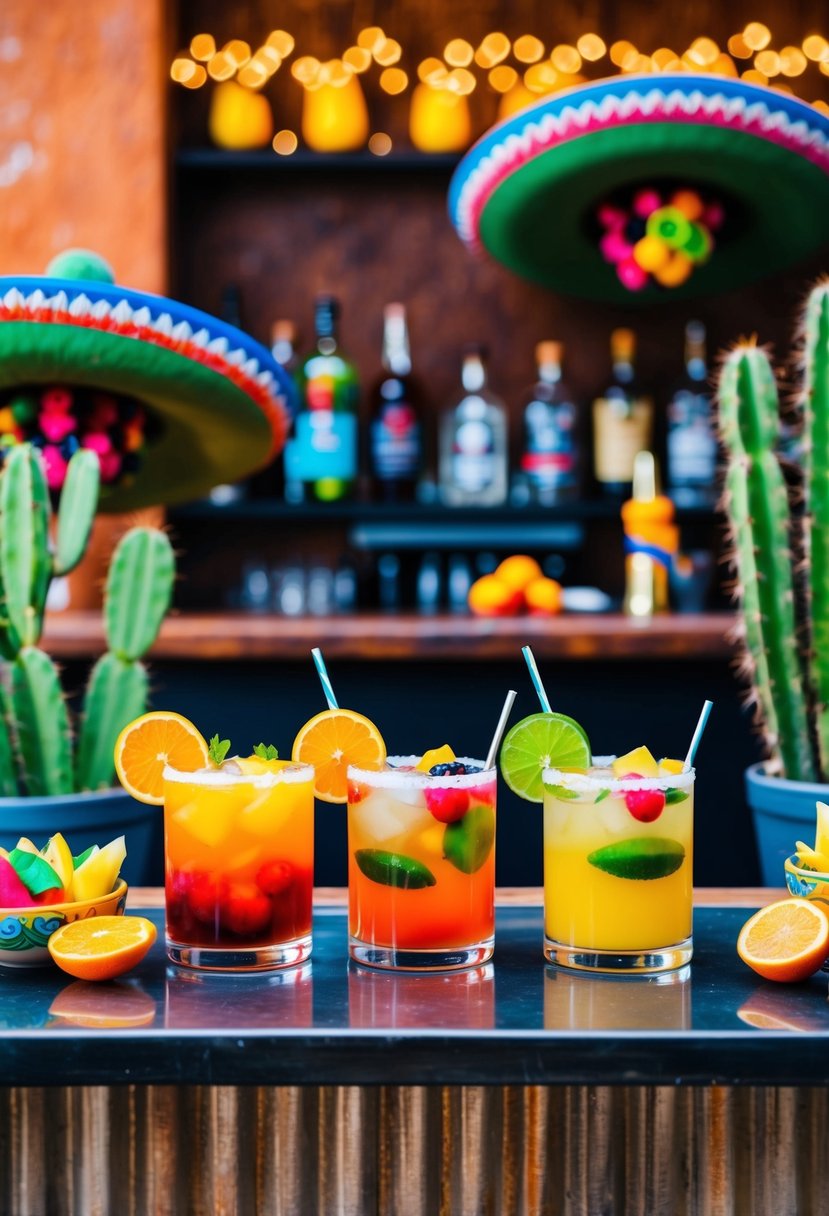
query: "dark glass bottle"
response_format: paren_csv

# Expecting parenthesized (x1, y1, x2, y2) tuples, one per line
(666, 321, 718, 507)
(368, 303, 423, 502)
(287, 296, 359, 503)
(520, 341, 581, 504)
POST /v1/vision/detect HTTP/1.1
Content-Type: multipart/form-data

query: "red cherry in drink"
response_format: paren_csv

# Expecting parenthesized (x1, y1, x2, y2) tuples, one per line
(622, 774, 666, 823)
(188, 873, 227, 925)
(222, 882, 272, 936)
(256, 859, 294, 897)
(424, 786, 469, 823)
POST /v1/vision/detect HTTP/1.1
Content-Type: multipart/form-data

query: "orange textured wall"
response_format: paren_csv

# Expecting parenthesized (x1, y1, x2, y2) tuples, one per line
(0, 1, 166, 292)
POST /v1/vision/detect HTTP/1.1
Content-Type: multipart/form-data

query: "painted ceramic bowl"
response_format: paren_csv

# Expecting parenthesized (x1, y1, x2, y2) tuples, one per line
(0, 879, 128, 967)
(784, 855, 829, 910)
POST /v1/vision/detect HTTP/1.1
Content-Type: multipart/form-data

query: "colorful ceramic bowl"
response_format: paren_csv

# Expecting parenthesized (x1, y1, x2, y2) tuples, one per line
(0, 879, 128, 968)
(784, 854, 829, 910)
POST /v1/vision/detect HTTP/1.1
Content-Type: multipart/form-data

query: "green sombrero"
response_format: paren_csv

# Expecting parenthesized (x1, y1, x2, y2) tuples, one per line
(0, 251, 293, 510)
(449, 74, 829, 303)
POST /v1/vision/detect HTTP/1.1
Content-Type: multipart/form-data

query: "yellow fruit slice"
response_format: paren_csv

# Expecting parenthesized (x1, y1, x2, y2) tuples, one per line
(612, 746, 659, 778)
(737, 898, 829, 982)
(417, 744, 455, 773)
(48, 916, 157, 981)
(796, 841, 829, 873)
(292, 708, 386, 804)
(114, 711, 209, 805)
(815, 801, 829, 858)
(41, 833, 75, 901)
(73, 836, 126, 903)
(235, 755, 291, 776)
(15, 837, 39, 855)
(659, 758, 685, 775)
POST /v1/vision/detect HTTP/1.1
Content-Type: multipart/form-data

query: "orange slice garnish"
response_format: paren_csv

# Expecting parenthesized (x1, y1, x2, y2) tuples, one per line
(114, 711, 209, 805)
(737, 898, 829, 983)
(292, 708, 386, 804)
(48, 916, 158, 981)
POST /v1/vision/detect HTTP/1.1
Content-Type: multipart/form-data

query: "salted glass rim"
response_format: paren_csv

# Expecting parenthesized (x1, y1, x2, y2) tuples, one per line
(347, 755, 495, 788)
(542, 755, 695, 794)
(163, 761, 314, 788)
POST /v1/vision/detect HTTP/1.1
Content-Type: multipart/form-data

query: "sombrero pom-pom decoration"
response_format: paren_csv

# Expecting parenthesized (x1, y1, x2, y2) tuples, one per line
(0, 250, 294, 510)
(449, 74, 829, 303)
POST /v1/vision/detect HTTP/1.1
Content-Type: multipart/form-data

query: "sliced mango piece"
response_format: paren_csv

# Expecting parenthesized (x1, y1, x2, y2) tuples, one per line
(73, 835, 126, 902)
(659, 758, 685, 775)
(42, 833, 75, 901)
(172, 799, 236, 849)
(15, 837, 39, 855)
(418, 824, 446, 857)
(816, 801, 829, 859)
(417, 745, 455, 773)
(235, 755, 291, 776)
(612, 746, 659, 778)
(796, 841, 829, 873)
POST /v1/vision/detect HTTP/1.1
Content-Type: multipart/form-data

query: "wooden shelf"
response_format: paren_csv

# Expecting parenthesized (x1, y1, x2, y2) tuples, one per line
(175, 149, 462, 173)
(42, 611, 735, 662)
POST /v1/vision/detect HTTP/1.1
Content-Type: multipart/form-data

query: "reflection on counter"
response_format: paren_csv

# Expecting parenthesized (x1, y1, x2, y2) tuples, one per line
(164, 962, 313, 1029)
(544, 964, 691, 1031)
(348, 961, 494, 1029)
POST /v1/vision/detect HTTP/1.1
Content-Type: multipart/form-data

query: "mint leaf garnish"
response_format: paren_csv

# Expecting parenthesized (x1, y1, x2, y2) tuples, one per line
(208, 734, 231, 765)
(253, 743, 279, 760)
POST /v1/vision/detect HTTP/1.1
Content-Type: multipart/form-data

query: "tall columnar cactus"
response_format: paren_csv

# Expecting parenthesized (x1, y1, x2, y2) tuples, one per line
(0, 443, 175, 797)
(718, 280, 829, 782)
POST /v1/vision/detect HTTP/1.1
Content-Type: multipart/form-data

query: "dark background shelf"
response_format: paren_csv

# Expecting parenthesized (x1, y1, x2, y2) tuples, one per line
(175, 148, 461, 172)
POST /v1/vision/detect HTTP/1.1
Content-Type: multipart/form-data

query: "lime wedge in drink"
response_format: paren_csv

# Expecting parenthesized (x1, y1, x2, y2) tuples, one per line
(587, 838, 685, 881)
(500, 712, 591, 803)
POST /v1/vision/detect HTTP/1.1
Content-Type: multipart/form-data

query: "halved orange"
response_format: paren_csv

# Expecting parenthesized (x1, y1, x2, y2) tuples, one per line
(737, 898, 829, 983)
(114, 711, 209, 805)
(292, 708, 386, 804)
(48, 916, 158, 981)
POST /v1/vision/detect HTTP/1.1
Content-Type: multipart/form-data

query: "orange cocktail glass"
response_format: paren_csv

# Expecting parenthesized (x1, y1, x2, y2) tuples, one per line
(346, 756, 496, 970)
(164, 762, 314, 971)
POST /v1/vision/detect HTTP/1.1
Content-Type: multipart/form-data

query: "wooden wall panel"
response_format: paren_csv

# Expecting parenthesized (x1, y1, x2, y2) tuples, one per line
(0, 0, 167, 292)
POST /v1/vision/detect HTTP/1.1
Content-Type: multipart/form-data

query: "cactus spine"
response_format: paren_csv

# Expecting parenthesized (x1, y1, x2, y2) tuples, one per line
(718, 280, 829, 782)
(0, 444, 175, 798)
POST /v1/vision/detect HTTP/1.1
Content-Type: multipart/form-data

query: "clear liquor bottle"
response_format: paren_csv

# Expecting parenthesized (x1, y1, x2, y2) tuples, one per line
(368, 303, 423, 503)
(439, 347, 507, 507)
(520, 341, 581, 504)
(666, 321, 718, 508)
(287, 296, 359, 503)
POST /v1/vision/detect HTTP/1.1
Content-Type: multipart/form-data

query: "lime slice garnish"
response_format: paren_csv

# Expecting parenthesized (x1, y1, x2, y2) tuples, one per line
(354, 849, 437, 889)
(587, 838, 685, 881)
(499, 712, 591, 803)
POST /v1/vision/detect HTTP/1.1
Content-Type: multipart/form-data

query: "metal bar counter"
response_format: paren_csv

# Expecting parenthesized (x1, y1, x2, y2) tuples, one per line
(2, 892, 828, 1216)
(1, 893, 827, 1088)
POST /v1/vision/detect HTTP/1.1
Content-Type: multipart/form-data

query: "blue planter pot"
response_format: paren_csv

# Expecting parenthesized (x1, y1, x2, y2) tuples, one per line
(0, 788, 162, 887)
(745, 763, 828, 886)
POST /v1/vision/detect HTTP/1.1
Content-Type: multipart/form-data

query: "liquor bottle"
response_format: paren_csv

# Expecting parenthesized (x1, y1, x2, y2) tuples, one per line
(286, 296, 359, 502)
(592, 328, 654, 497)
(368, 303, 423, 502)
(520, 341, 581, 504)
(666, 321, 718, 507)
(439, 346, 508, 506)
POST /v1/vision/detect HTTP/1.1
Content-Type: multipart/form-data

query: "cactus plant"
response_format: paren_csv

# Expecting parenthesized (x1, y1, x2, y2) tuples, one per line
(0, 443, 175, 796)
(717, 280, 829, 782)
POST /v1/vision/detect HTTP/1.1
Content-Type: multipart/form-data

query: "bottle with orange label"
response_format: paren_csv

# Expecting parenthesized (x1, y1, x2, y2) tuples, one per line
(621, 450, 679, 617)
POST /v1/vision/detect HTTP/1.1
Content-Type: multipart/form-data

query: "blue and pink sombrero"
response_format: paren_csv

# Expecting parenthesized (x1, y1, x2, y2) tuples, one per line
(449, 74, 829, 302)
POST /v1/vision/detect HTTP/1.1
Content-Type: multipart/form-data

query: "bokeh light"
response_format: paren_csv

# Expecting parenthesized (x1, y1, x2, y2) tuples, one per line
(514, 36, 545, 64)
(272, 130, 298, 155)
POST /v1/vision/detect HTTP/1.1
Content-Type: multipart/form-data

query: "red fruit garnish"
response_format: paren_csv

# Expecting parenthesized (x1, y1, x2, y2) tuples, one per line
(424, 786, 469, 824)
(256, 859, 295, 897)
(222, 882, 272, 936)
(187, 873, 227, 925)
(37, 887, 65, 905)
(347, 781, 370, 804)
(623, 775, 666, 823)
